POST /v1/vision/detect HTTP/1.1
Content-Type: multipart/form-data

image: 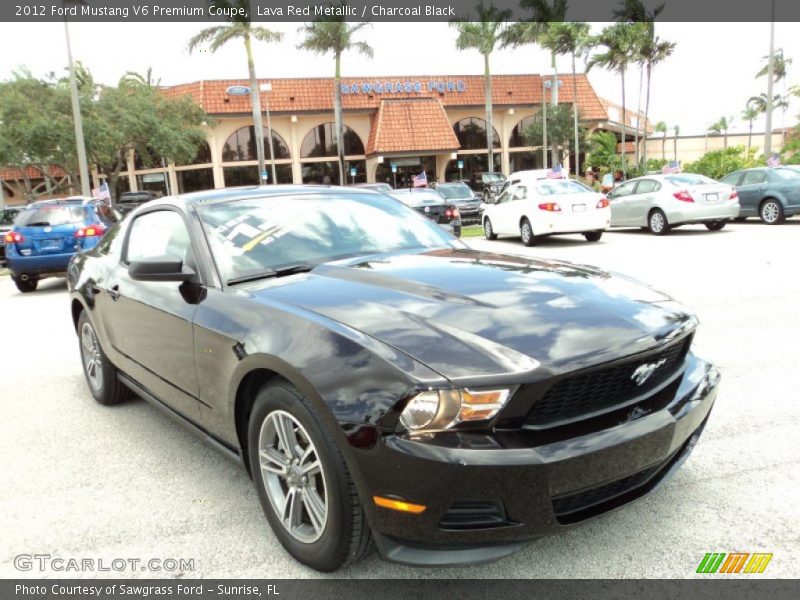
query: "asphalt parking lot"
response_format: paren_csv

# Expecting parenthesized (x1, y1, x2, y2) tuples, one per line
(1, 220, 799, 579)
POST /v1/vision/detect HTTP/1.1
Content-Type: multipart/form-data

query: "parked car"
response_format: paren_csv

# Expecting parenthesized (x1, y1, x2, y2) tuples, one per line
(67, 185, 719, 571)
(5, 198, 117, 292)
(720, 167, 800, 224)
(0, 205, 24, 267)
(350, 183, 393, 193)
(482, 177, 609, 245)
(388, 188, 461, 237)
(116, 190, 162, 215)
(607, 174, 740, 235)
(465, 171, 507, 201)
(431, 182, 481, 224)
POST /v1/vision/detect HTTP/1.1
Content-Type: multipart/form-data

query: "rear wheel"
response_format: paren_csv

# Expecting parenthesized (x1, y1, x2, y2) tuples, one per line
(13, 277, 38, 293)
(583, 231, 603, 242)
(248, 380, 373, 572)
(520, 218, 537, 246)
(483, 218, 497, 240)
(760, 199, 785, 224)
(648, 209, 670, 235)
(77, 311, 133, 406)
(705, 220, 726, 231)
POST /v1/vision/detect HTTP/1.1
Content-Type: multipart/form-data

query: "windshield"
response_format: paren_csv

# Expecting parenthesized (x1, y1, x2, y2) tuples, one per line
(390, 191, 443, 206)
(535, 180, 593, 195)
(14, 206, 85, 227)
(197, 193, 458, 283)
(773, 168, 800, 180)
(482, 173, 505, 182)
(437, 185, 473, 199)
(665, 174, 717, 186)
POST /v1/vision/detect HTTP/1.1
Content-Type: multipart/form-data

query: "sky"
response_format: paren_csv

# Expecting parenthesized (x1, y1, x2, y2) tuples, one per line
(0, 21, 798, 137)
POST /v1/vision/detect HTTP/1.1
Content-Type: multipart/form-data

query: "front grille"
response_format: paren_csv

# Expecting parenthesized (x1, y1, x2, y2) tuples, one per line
(524, 338, 690, 428)
(439, 500, 509, 530)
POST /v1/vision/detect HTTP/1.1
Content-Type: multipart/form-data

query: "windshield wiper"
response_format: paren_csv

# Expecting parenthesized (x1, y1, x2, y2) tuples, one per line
(226, 264, 315, 286)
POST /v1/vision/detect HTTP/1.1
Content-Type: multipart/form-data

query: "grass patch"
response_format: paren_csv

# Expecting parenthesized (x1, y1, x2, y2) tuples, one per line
(461, 224, 484, 238)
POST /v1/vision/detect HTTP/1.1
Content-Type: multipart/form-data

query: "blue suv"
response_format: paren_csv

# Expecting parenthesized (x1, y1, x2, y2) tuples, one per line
(5, 198, 117, 293)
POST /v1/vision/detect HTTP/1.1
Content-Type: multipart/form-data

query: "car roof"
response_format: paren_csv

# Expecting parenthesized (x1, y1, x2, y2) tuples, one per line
(174, 184, 380, 207)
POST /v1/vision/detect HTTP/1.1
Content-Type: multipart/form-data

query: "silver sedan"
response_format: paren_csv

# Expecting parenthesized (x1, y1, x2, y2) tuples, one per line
(607, 173, 740, 235)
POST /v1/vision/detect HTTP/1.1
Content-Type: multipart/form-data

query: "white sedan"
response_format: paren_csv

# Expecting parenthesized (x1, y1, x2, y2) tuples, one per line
(482, 178, 610, 245)
(608, 173, 740, 235)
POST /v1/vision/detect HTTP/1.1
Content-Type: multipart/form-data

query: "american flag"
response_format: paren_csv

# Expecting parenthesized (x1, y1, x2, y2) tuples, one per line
(662, 161, 681, 174)
(412, 171, 427, 188)
(546, 164, 565, 179)
(766, 153, 781, 168)
(91, 181, 111, 200)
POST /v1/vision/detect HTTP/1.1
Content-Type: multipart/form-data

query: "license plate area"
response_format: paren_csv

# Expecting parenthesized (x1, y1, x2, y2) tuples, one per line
(705, 193, 719, 202)
(39, 239, 61, 251)
(572, 204, 586, 212)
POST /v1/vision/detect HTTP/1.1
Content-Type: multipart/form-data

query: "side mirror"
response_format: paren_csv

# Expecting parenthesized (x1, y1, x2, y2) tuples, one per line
(129, 254, 195, 282)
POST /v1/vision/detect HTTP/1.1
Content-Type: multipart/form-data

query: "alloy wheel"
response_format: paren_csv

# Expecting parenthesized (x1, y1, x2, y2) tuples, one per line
(521, 221, 532, 244)
(761, 201, 781, 224)
(650, 212, 665, 233)
(80, 322, 103, 392)
(258, 410, 328, 544)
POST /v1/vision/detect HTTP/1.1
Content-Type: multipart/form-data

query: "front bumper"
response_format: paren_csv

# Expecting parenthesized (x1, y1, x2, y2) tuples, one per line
(355, 353, 719, 566)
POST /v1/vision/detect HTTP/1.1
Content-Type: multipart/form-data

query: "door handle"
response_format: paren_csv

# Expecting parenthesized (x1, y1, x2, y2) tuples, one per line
(107, 284, 120, 301)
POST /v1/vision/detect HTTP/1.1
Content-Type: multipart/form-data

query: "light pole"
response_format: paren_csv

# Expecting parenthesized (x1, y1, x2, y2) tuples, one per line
(542, 79, 548, 168)
(260, 83, 277, 185)
(63, 0, 91, 198)
(764, 0, 776, 156)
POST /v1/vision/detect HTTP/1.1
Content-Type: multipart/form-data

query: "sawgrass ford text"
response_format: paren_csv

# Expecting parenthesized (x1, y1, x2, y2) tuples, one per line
(16, 584, 273, 597)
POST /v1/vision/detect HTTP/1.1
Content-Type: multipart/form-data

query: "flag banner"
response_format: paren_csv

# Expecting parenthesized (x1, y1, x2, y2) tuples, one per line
(766, 153, 781, 168)
(546, 164, 566, 179)
(412, 172, 427, 188)
(662, 161, 681, 174)
(91, 182, 111, 201)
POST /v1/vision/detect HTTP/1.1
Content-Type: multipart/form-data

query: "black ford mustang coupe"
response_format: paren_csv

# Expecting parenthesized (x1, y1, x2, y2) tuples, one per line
(67, 185, 719, 572)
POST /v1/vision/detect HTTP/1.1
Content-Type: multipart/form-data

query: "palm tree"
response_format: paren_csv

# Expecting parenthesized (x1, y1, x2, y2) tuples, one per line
(188, 1, 282, 183)
(747, 92, 790, 115)
(708, 116, 734, 148)
(452, 2, 510, 174)
(654, 121, 667, 160)
(299, 7, 372, 185)
(756, 48, 792, 83)
(587, 23, 639, 177)
(672, 124, 680, 162)
(741, 106, 760, 151)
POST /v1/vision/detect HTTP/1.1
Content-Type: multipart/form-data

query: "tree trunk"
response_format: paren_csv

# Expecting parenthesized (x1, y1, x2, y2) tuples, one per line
(643, 63, 652, 166)
(334, 49, 345, 185)
(620, 68, 627, 178)
(572, 52, 580, 178)
(485, 53, 494, 172)
(550, 51, 558, 168)
(748, 122, 753, 150)
(673, 133, 678, 162)
(244, 31, 267, 184)
(635, 66, 643, 166)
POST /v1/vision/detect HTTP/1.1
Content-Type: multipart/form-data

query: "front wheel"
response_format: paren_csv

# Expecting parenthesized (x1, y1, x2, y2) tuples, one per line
(648, 209, 670, 235)
(13, 277, 38, 293)
(520, 218, 537, 246)
(705, 220, 726, 231)
(77, 311, 133, 405)
(760, 199, 785, 224)
(583, 231, 603, 242)
(248, 380, 373, 572)
(483, 218, 497, 240)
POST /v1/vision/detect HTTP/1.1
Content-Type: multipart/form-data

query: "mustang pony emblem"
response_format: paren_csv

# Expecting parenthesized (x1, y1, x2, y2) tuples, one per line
(631, 358, 667, 386)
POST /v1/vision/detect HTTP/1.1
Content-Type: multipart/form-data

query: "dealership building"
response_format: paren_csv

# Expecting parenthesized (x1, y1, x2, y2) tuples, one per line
(1, 73, 646, 202)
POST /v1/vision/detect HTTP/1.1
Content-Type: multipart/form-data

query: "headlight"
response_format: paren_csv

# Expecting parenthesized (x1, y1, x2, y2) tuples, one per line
(398, 389, 511, 433)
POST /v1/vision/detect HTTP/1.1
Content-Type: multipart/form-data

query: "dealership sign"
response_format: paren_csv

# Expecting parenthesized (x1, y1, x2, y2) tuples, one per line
(340, 80, 467, 95)
(226, 85, 251, 96)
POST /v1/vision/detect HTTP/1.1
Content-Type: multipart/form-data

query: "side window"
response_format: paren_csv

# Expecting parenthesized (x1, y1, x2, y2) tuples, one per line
(741, 171, 767, 185)
(125, 210, 191, 265)
(495, 189, 512, 204)
(635, 180, 660, 194)
(512, 186, 527, 201)
(611, 181, 638, 199)
(720, 173, 741, 186)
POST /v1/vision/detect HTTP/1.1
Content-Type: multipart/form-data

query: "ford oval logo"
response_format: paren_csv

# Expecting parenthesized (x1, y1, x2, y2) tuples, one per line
(226, 85, 251, 96)
(631, 358, 667, 386)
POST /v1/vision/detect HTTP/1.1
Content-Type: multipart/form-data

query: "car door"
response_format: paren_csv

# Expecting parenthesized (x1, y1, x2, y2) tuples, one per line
(627, 179, 661, 225)
(486, 187, 516, 233)
(102, 208, 201, 420)
(736, 171, 768, 216)
(607, 180, 639, 226)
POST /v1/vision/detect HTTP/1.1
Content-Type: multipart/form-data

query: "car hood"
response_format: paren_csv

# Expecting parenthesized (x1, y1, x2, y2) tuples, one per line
(242, 249, 696, 383)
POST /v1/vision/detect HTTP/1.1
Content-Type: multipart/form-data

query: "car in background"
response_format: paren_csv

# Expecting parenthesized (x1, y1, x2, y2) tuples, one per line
(431, 182, 481, 224)
(116, 190, 162, 216)
(388, 188, 461, 237)
(1, 205, 24, 267)
(350, 183, 393, 193)
(5, 198, 117, 292)
(465, 171, 507, 202)
(607, 174, 740, 235)
(720, 167, 800, 224)
(482, 177, 609, 245)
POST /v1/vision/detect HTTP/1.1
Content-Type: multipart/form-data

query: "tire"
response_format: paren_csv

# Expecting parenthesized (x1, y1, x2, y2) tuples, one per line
(13, 277, 38, 293)
(705, 220, 726, 231)
(520, 218, 537, 246)
(248, 379, 373, 572)
(648, 209, 670, 235)
(77, 311, 133, 406)
(760, 199, 785, 224)
(483, 218, 497, 240)
(583, 231, 603, 242)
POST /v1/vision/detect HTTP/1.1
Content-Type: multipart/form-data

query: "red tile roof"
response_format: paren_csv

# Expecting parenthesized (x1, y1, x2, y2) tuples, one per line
(161, 73, 610, 121)
(0, 165, 67, 181)
(366, 99, 459, 155)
